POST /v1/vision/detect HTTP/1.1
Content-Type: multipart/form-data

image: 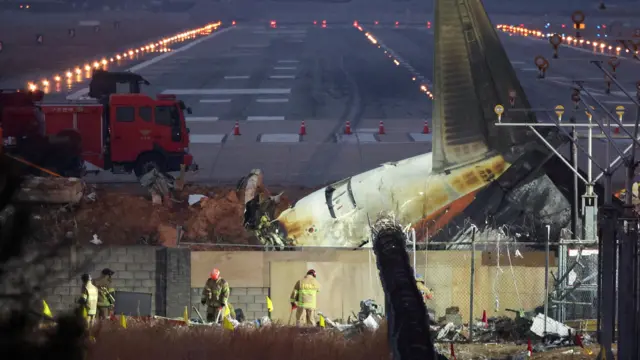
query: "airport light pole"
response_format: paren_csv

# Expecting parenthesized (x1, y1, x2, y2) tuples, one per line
(587, 62, 640, 359)
(493, 86, 622, 359)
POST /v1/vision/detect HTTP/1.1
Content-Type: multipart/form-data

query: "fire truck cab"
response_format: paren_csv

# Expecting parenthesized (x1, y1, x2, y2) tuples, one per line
(1, 70, 197, 177)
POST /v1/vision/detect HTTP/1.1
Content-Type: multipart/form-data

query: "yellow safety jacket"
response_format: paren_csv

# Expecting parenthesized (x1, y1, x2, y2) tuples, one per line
(93, 276, 115, 308)
(417, 281, 434, 302)
(290, 275, 321, 309)
(81, 282, 99, 316)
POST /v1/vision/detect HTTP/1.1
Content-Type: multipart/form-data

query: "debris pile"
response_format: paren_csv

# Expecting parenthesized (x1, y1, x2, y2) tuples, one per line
(432, 307, 594, 354)
(35, 180, 302, 248)
(322, 299, 385, 338)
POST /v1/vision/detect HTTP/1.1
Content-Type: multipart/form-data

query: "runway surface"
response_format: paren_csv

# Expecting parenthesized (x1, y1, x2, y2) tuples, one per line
(6, 20, 640, 188)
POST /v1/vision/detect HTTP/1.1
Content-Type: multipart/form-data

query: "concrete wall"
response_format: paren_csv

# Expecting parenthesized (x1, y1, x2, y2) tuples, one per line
(0, 246, 193, 319)
(2, 246, 556, 324)
(42, 246, 160, 314)
(189, 249, 558, 324)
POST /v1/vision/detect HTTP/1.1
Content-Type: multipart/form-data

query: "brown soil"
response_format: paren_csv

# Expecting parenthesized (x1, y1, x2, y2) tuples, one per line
(36, 183, 312, 248)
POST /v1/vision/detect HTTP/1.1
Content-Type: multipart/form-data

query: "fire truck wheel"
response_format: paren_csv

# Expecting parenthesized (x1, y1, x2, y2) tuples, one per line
(134, 153, 166, 177)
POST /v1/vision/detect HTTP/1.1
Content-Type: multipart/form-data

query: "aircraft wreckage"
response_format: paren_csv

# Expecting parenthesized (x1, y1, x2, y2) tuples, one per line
(241, 0, 620, 249)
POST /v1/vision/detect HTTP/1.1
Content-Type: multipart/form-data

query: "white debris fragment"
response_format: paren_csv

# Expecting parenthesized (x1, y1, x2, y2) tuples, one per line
(437, 322, 456, 340)
(515, 249, 523, 258)
(188, 194, 207, 206)
(85, 192, 97, 202)
(90, 234, 102, 245)
(530, 314, 574, 338)
(362, 314, 379, 330)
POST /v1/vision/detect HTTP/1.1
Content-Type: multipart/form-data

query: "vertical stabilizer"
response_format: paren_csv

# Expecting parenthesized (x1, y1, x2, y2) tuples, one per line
(431, 0, 539, 174)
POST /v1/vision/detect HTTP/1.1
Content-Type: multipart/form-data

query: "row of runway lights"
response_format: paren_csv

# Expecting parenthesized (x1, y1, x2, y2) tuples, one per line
(496, 24, 640, 56)
(230, 120, 432, 137)
(25, 22, 222, 94)
(353, 21, 434, 100)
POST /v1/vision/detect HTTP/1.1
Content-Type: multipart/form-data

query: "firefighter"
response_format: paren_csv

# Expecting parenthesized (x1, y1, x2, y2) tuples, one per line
(93, 268, 116, 320)
(201, 268, 230, 323)
(416, 275, 434, 303)
(290, 269, 321, 326)
(77, 273, 98, 328)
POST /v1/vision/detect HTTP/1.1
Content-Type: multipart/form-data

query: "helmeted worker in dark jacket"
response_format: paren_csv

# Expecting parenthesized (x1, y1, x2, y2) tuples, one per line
(77, 273, 99, 328)
(290, 269, 321, 326)
(92, 268, 116, 319)
(201, 268, 230, 323)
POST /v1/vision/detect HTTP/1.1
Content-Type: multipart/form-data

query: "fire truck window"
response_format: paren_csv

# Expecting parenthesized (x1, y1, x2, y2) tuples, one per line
(155, 105, 179, 127)
(139, 106, 152, 122)
(115, 106, 135, 122)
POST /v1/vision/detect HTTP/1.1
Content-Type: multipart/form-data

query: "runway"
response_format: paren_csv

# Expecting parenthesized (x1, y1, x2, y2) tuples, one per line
(6, 20, 640, 188)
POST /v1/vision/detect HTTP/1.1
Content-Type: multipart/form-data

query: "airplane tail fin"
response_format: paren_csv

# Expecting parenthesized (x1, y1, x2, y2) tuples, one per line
(431, 0, 543, 173)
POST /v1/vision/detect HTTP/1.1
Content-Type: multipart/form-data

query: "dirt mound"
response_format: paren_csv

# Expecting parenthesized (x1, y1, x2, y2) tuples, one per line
(37, 184, 303, 248)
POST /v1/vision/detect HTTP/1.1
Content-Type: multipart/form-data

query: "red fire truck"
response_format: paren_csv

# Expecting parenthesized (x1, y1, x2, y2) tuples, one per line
(0, 70, 197, 177)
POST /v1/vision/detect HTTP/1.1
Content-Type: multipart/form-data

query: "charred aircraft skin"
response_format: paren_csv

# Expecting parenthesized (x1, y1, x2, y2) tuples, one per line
(271, 153, 509, 247)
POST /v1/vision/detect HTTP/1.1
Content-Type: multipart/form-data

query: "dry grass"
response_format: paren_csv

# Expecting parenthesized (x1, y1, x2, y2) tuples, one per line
(87, 322, 390, 360)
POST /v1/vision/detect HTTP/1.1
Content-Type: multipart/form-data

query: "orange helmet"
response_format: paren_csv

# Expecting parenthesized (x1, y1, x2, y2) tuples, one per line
(210, 268, 220, 280)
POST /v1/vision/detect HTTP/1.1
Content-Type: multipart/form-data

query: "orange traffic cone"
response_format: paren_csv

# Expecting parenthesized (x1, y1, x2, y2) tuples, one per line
(344, 121, 352, 135)
(422, 121, 430, 134)
(233, 121, 241, 136)
(299, 121, 307, 136)
(482, 310, 488, 328)
(449, 343, 457, 360)
(378, 121, 385, 135)
(527, 339, 533, 357)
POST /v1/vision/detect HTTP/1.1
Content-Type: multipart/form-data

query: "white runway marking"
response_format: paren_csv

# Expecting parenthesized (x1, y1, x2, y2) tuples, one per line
(247, 116, 285, 121)
(274, 66, 297, 70)
(520, 68, 538, 71)
(269, 75, 295, 79)
(224, 75, 250, 80)
(256, 98, 289, 103)
(66, 27, 235, 100)
(163, 89, 291, 95)
(409, 133, 433, 142)
(335, 133, 378, 144)
(190, 134, 227, 144)
(277, 60, 299, 63)
(186, 117, 219, 122)
(260, 134, 300, 143)
(511, 61, 526, 65)
(200, 99, 232, 103)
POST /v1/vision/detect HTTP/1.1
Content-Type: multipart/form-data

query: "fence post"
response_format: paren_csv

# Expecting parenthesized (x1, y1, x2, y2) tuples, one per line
(412, 228, 417, 276)
(544, 225, 551, 335)
(468, 226, 476, 343)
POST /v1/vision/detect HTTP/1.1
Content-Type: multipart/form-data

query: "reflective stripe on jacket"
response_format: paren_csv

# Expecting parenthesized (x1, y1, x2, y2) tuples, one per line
(93, 276, 115, 307)
(417, 281, 433, 301)
(202, 278, 230, 307)
(289, 275, 320, 309)
(82, 282, 99, 316)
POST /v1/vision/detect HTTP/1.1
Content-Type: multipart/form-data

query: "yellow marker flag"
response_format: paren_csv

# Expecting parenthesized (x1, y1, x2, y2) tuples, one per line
(223, 316, 234, 331)
(266, 296, 273, 313)
(319, 314, 325, 328)
(42, 300, 53, 318)
(120, 314, 127, 329)
(82, 306, 88, 319)
(223, 305, 230, 317)
(183, 306, 189, 324)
